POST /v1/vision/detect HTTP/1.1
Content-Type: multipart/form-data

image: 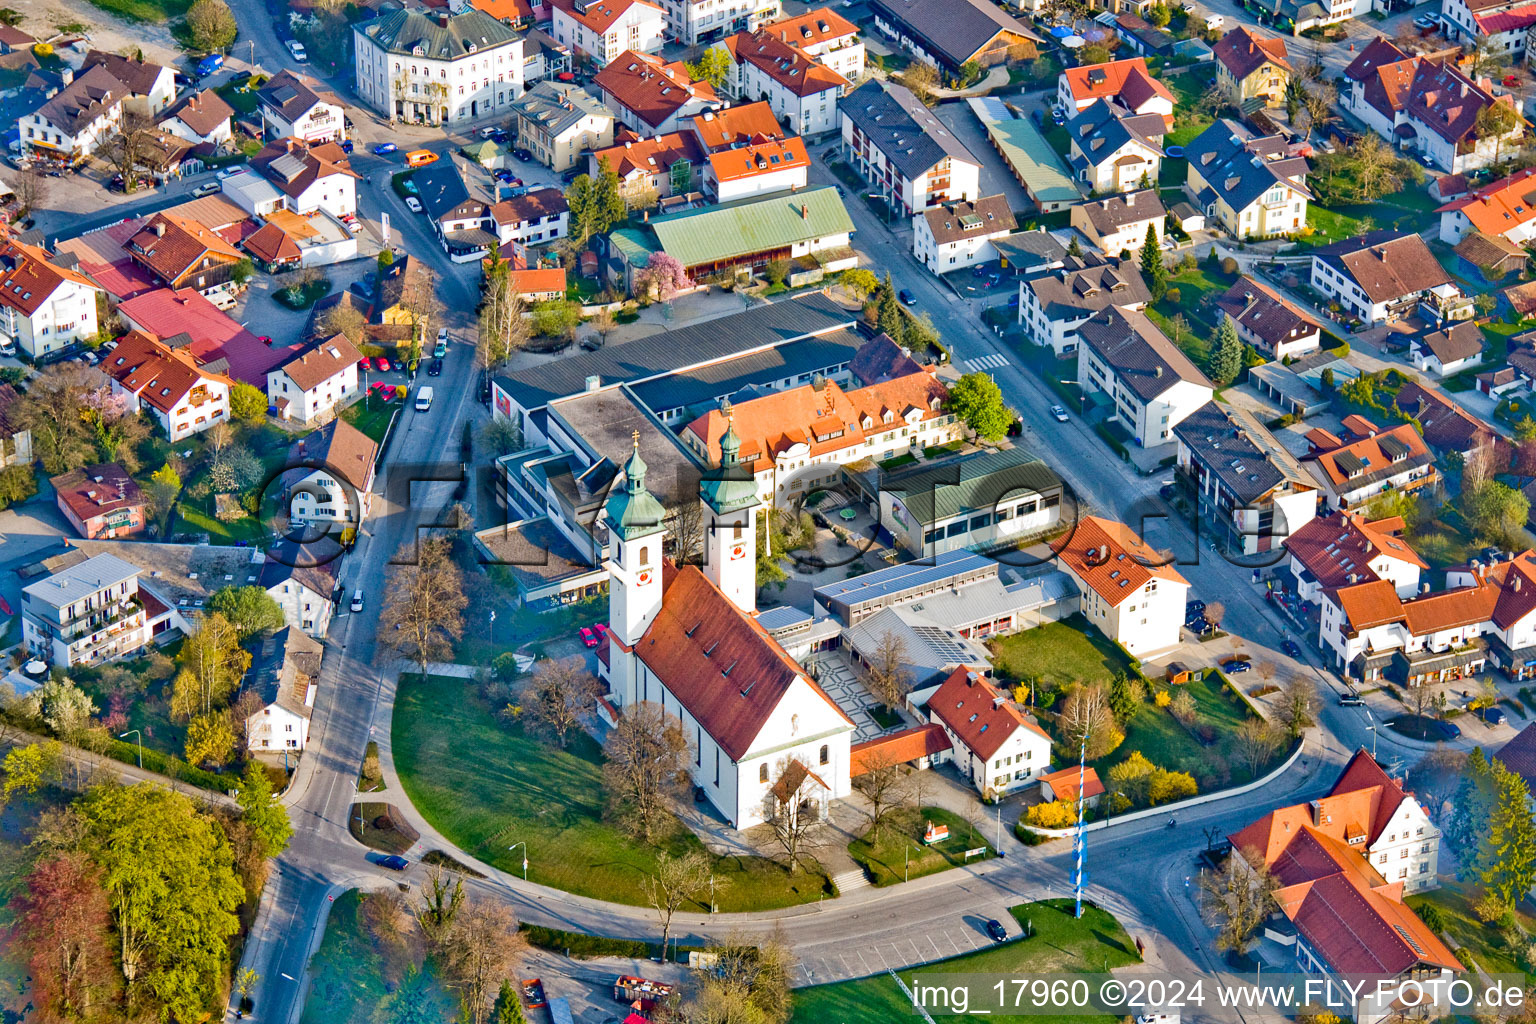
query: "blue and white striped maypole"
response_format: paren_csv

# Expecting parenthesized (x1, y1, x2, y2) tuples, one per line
(1072, 728, 1089, 919)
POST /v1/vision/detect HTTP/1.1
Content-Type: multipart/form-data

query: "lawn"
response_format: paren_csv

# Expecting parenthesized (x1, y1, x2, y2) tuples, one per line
(988, 618, 1136, 695)
(392, 673, 833, 911)
(788, 899, 1140, 1024)
(848, 807, 994, 887)
(1318, 189, 1440, 238)
(347, 802, 419, 854)
(1481, 315, 1536, 364)
(341, 395, 397, 445)
(83, 0, 191, 22)
(1097, 670, 1275, 783)
(1406, 879, 1536, 983)
(215, 80, 263, 117)
(1300, 206, 1366, 247)
(1147, 263, 1238, 358)
(300, 890, 455, 1024)
(168, 422, 294, 545)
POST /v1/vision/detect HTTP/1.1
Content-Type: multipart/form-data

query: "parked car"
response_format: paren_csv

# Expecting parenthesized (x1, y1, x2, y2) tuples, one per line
(580, 336, 602, 351)
(1480, 705, 1508, 726)
(1185, 599, 1205, 618)
(512, 147, 533, 161)
(350, 590, 364, 613)
(479, 126, 499, 138)
(377, 854, 409, 871)
(1280, 640, 1302, 659)
(1338, 695, 1365, 707)
(1220, 658, 1251, 674)
(404, 196, 423, 213)
(339, 139, 354, 154)
(1413, 12, 1439, 28)
(1050, 404, 1069, 422)
(195, 53, 223, 77)
(427, 357, 443, 376)
(287, 39, 307, 61)
(358, 357, 372, 371)
(1050, 107, 1066, 125)
(191, 182, 221, 198)
(984, 919, 1008, 942)
(376, 356, 392, 372)
(579, 626, 599, 648)
(433, 338, 448, 358)
(898, 288, 916, 306)
(374, 142, 398, 155)
(1159, 482, 1178, 500)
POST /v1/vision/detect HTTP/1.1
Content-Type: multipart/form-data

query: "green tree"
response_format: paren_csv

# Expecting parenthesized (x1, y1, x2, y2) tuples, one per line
(494, 979, 527, 1024)
(564, 173, 596, 246)
(207, 585, 285, 640)
(531, 299, 582, 340)
(230, 257, 254, 287)
(236, 761, 293, 860)
(687, 47, 733, 89)
(1516, 415, 1536, 442)
(1067, 234, 1083, 258)
(839, 268, 878, 299)
(1477, 99, 1522, 166)
(1453, 749, 1536, 905)
(1464, 478, 1530, 546)
(0, 463, 37, 510)
(946, 371, 1012, 440)
(1107, 671, 1145, 724)
(1107, 749, 1155, 807)
(1447, 748, 1499, 864)
(956, 58, 982, 87)
(19, 678, 97, 740)
(1139, 223, 1167, 301)
(378, 249, 395, 271)
(0, 741, 64, 804)
(1208, 316, 1243, 386)
(592, 155, 625, 236)
(171, 611, 250, 720)
(229, 382, 266, 423)
(76, 783, 245, 1020)
(765, 258, 791, 286)
(1148, 3, 1171, 26)
(0, 9, 23, 26)
(186, 0, 237, 53)
(184, 711, 235, 767)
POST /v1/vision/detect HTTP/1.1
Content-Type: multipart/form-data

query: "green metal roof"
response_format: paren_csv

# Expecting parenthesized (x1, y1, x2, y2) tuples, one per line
(609, 227, 658, 266)
(460, 140, 501, 163)
(605, 442, 667, 540)
(699, 420, 759, 513)
(882, 446, 1062, 526)
(979, 117, 1078, 208)
(648, 186, 854, 270)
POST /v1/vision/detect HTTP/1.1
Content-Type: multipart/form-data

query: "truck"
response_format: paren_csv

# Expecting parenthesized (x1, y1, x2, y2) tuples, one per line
(415, 386, 434, 412)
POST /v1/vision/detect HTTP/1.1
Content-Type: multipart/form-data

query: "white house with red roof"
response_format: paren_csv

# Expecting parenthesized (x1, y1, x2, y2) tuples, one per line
(102, 330, 233, 441)
(600, 425, 855, 830)
(1051, 515, 1189, 656)
(704, 135, 810, 201)
(1230, 751, 1455, 1009)
(118, 287, 304, 388)
(1436, 166, 1536, 246)
(266, 333, 363, 426)
(595, 51, 720, 135)
(714, 28, 849, 135)
(1056, 58, 1174, 128)
(759, 7, 864, 82)
(917, 667, 1052, 797)
(1305, 421, 1437, 510)
(0, 233, 103, 359)
(1282, 510, 1426, 605)
(655, 0, 781, 47)
(548, 0, 666, 66)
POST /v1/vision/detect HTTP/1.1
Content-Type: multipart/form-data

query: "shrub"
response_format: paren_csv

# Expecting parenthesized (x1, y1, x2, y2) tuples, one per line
(1154, 690, 1172, 707)
(1148, 768, 1197, 805)
(1164, 286, 1181, 305)
(1026, 800, 1078, 829)
(1220, 256, 1239, 275)
(1014, 821, 1053, 845)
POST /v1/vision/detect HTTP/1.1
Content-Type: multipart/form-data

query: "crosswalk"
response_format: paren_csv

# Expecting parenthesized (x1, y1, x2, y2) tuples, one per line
(962, 353, 1010, 372)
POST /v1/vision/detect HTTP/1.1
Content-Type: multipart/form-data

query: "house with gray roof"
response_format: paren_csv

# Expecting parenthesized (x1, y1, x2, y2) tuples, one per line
(1070, 188, 1166, 255)
(1017, 253, 1151, 356)
(19, 64, 128, 164)
(868, 0, 1040, 73)
(353, 8, 525, 126)
(839, 79, 980, 218)
(1076, 305, 1214, 447)
(257, 70, 346, 144)
(21, 552, 155, 667)
(1066, 98, 1165, 194)
(412, 158, 500, 261)
(1173, 401, 1319, 556)
(509, 82, 616, 171)
(1185, 118, 1311, 240)
(912, 194, 1016, 275)
(993, 230, 1068, 276)
(243, 627, 322, 753)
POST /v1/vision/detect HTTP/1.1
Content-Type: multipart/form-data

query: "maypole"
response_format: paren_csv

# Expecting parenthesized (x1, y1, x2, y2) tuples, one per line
(1072, 728, 1089, 919)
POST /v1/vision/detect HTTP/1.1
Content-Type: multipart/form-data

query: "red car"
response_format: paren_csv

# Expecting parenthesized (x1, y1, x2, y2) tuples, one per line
(258, 335, 272, 344)
(1506, 74, 1523, 87)
(377, 356, 392, 372)
(593, 622, 609, 639)
(379, 387, 394, 402)
(358, 356, 373, 371)
(578, 626, 599, 648)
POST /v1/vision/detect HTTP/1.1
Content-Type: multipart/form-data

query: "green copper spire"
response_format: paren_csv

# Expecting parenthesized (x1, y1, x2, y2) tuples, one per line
(605, 431, 667, 539)
(699, 410, 759, 513)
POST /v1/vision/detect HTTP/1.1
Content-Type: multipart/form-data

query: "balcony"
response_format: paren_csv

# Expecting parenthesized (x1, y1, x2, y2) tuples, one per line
(58, 597, 142, 641)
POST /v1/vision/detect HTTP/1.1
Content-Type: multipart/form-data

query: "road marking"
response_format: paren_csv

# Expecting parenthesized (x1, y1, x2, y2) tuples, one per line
(929, 935, 943, 958)
(963, 353, 1009, 371)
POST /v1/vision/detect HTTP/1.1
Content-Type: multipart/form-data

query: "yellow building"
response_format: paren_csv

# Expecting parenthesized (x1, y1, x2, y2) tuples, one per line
(1213, 26, 1291, 108)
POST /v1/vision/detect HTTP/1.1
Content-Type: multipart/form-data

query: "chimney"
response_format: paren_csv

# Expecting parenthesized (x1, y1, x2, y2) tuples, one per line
(154, 222, 166, 237)
(1421, 582, 1431, 594)
(1155, 365, 1163, 377)
(801, 203, 808, 219)
(437, 12, 451, 26)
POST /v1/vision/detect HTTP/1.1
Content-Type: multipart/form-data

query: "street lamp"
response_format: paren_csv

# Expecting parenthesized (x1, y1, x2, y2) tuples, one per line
(1363, 707, 1378, 758)
(119, 729, 141, 768)
(507, 841, 528, 880)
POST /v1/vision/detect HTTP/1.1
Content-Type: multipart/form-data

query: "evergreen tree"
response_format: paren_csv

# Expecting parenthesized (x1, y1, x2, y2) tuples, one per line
(1480, 754, 1536, 905)
(592, 156, 626, 235)
(1447, 748, 1499, 871)
(1139, 223, 1167, 301)
(1208, 316, 1243, 386)
(1066, 235, 1084, 259)
(876, 271, 904, 343)
(494, 979, 527, 1024)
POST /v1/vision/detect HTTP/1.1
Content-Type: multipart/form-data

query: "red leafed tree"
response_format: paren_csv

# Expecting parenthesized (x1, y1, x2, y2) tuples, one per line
(637, 252, 693, 302)
(12, 852, 116, 1021)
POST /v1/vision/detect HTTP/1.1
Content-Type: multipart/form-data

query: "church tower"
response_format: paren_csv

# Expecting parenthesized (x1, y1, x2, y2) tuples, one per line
(604, 433, 668, 649)
(699, 413, 762, 614)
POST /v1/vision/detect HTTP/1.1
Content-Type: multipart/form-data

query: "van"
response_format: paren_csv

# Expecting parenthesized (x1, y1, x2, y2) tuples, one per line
(415, 386, 434, 412)
(195, 53, 224, 77)
(405, 149, 438, 168)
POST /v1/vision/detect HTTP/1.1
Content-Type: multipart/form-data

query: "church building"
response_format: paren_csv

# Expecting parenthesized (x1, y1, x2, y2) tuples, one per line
(599, 422, 855, 830)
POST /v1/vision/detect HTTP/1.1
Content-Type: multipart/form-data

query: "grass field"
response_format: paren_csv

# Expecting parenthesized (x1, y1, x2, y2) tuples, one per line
(1148, 263, 1238, 358)
(1406, 879, 1535, 982)
(84, 0, 191, 22)
(341, 395, 397, 444)
(788, 899, 1140, 1024)
(300, 890, 454, 1024)
(1097, 670, 1273, 782)
(392, 673, 832, 911)
(848, 807, 994, 887)
(988, 618, 1136, 695)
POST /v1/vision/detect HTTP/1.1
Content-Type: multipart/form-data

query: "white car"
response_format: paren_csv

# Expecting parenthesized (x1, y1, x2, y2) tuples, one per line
(216, 167, 239, 179)
(479, 126, 499, 138)
(287, 39, 307, 61)
(1050, 404, 1069, 422)
(404, 196, 423, 213)
(350, 590, 364, 613)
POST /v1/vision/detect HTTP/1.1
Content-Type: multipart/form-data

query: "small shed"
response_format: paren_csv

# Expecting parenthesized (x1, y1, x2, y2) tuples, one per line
(1165, 660, 1197, 684)
(1038, 766, 1105, 809)
(1169, 202, 1205, 233)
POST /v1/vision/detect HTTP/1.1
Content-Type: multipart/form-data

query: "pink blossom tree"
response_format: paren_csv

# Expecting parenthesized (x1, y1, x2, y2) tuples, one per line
(637, 252, 693, 302)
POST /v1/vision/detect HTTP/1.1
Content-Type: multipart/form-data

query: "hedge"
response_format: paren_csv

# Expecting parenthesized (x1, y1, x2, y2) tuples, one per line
(519, 924, 706, 961)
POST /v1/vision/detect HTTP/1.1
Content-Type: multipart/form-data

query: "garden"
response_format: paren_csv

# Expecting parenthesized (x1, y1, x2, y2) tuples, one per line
(847, 807, 995, 887)
(391, 673, 834, 911)
(274, 269, 334, 310)
(164, 420, 295, 545)
(787, 899, 1140, 1024)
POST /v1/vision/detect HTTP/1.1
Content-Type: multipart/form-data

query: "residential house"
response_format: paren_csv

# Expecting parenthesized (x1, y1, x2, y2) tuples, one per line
(588, 130, 707, 203)
(256, 70, 347, 144)
(284, 417, 379, 532)
(134, 129, 195, 183)
(1395, 380, 1501, 461)
(19, 64, 126, 165)
(374, 254, 433, 329)
(1436, 165, 1536, 246)
(1069, 188, 1165, 255)
(1056, 58, 1174, 127)
(510, 81, 617, 171)
(250, 138, 360, 218)
(1402, 59, 1522, 174)
(1341, 38, 1417, 142)
(1038, 766, 1105, 809)
(1017, 253, 1151, 356)
(547, 0, 666, 66)
(1173, 401, 1318, 556)
(1111, 14, 1179, 58)
(917, 667, 1052, 797)
(867, 0, 1039, 75)
(992, 230, 1068, 277)
(1185, 118, 1311, 240)
(243, 222, 303, 273)
(0, 385, 31, 468)
(1213, 26, 1290, 108)
(267, 333, 364, 425)
(51, 464, 147, 540)
(1309, 230, 1459, 326)
(243, 626, 322, 752)
(703, 134, 810, 201)
(79, 50, 175, 115)
(352, 8, 526, 125)
(415, 159, 497, 260)
(157, 90, 234, 149)
(1076, 305, 1214, 447)
(21, 553, 153, 667)
(1230, 751, 1456, 1011)
(839, 79, 980, 218)
(491, 186, 571, 247)
(259, 541, 339, 639)
(1409, 319, 1484, 375)
(656, 0, 781, 47)
(912, 195, 1016, 274)
(508, 265, 568, 300)
(1454, 229, 1529, 281)
(520, 28, 573, 84)
(680, 368, 958, 507)
(758, 7, 865, 83)
(0, 233, 103, 359)
(1442, 0, 1527, 46)
(1307, 421, 1437, 510)
(873, 447, 1064, 557)
(715, 28, 849, 135)
(124, 211, 245, 301)
(1214, 276, 1321, 359)
(102, 330, 233, 441)
(1065, 98, 1165, 195)
(1052, 514, 1190, 656)
(595, 50, 719, 135)
(1283, 509, 1426, 605)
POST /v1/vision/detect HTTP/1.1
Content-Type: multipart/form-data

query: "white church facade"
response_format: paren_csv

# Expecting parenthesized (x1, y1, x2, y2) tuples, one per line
(598, 424, 855, 830)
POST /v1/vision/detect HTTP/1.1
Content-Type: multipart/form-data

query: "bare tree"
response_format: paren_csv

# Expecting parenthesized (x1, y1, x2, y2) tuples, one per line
(1233, 719, 1280, 779)
(686, 926, 796, 1024)
(666, 489, 704, 566)
(865, 631, 912, 715)
(378, 537, 468, 677)
(319, 302, 367, 346)
(415, 865, 464, 949)
(768, 758, 826, 873)
(1413, 747, 1469, 816)
(476, 260, 530, 370)
(852, 747, 911, 843)
(603, 701, 692, 841)
(1197, 857, 1276, 954)
(1057, 683, 1119, 759)
(13, 167, 47, 216)
(642, 850, 716, 955)
(1302, 80, 1338, 143)
(1202, 601, 1225, 631)
(441, 899, 527, 1024)
(1276, 677, 1317, 740)
(520, 656, 601, 749)
(397, 263, 438, 364)
(590, 306, 618, 347)
(103, 112, 159, 191)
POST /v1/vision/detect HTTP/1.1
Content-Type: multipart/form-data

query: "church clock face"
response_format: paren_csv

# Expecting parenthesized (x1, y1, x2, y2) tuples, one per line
(730, 544, 746, 560)
(638, 570, 653, 585)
